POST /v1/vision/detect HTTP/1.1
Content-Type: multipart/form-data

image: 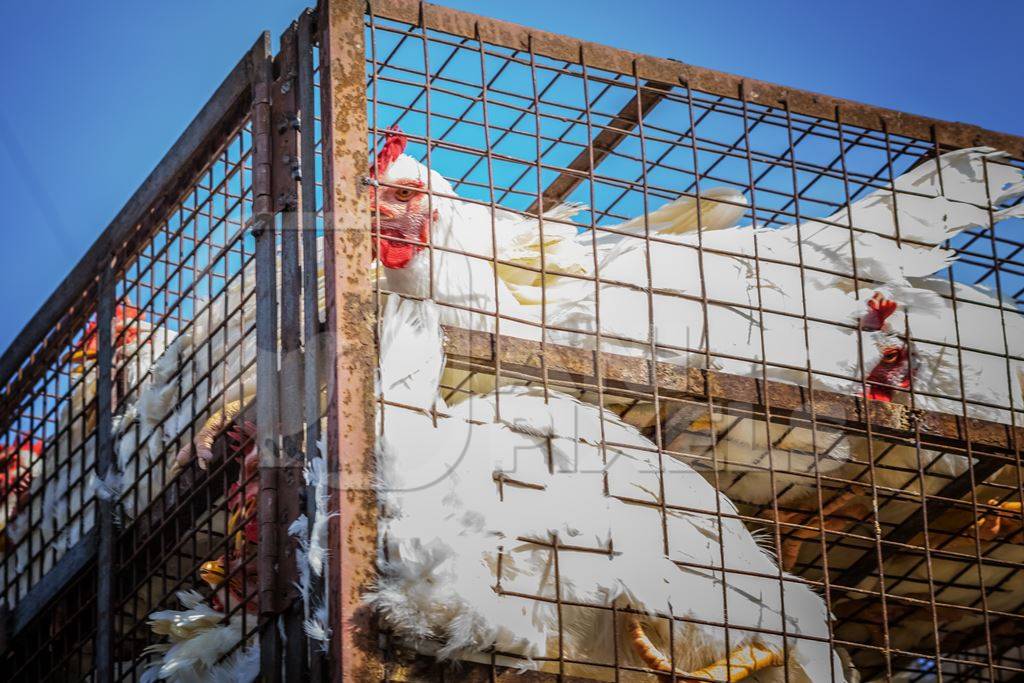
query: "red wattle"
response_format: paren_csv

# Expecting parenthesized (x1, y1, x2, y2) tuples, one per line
(865, 385, 893, 402)
(378, 237, 415, 269)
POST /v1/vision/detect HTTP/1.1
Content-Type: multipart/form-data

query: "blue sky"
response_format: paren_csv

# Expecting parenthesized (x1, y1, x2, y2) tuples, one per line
(0, 0, 1021, 352)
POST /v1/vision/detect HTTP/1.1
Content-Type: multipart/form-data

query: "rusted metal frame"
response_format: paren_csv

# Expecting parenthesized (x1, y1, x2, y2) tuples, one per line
(847, 137, 1007, 679)
(590, 89, 731, 226)
(373, 16, 936, 172)
(634, 61, 701, 677)
(107, 282, 257, 530)
(370, 41, 974, 202)
(93, 266, 116, 682)
(443, 324, 1024, 454)
(108, 183, 255, 411)
(0, 158, 252, 488)
(114, 284, 257, 529)
(436, 262, 1023, 426)
(271, 21, 308, 680)
(367, 130, 1008, 280)
(297, 8, 327, 681)
(525, 79, 671, 214)
(745, 118, 912, 231)
(369, 0, 1024, 157)
(525, 38, 553, 406)
(935, 624, 1024, 682)
(109, 143, 254, 327)
(574, 47, 624, 671)
(368, 29, 481, 149)
(873, 128, 951, 671)
(0, 38, 257, 415)
(831, 453, 1008, 590)
(249, 30, 285, 680)
(980, 154, 1024, 559)
(9, 567, 99, 678)
(835, 106, 899, 678)
(320, 0, 381, 681)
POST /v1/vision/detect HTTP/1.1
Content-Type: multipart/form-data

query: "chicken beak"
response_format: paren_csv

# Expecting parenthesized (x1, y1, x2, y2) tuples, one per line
(199, 559, 227, 588)
(64, 347, 97, 374)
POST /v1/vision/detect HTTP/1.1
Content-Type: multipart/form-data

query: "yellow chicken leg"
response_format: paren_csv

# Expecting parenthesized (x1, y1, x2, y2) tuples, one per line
(629, 616, 784, 681)
(974, 499, 1023, 542)
(172, 399, 244, 473)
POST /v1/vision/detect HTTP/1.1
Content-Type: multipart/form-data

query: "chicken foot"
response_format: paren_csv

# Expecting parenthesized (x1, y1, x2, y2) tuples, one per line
(974, 499, 1023, 542)
(172, 399, 244, 474)
(628, 616, 783, 681)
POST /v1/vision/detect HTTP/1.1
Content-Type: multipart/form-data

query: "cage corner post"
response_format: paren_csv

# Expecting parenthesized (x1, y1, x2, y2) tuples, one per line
(94, 265, 116, 682)
(250, 28, 288, 682)
(318, 0, 382, 681)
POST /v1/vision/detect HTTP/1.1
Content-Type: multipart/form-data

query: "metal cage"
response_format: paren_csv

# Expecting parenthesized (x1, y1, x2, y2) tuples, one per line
(1, 1, 1022, 682)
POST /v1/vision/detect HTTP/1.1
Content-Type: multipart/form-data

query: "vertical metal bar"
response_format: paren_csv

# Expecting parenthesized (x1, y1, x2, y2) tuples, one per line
(251, 31, 283, 682)
(273, 21, 308, 682)
(319, 1, 380, 681)
(94, 269, 115, 683)
(297, 9, 326, 681)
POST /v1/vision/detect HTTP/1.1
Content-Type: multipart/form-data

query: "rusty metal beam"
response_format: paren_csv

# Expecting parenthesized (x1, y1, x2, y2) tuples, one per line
(297, 8, 327, 681)
(271, 21, 308, 681)
(250, 31, 284, 682)
(527, 80, 671, 215)
(442, 325, 1024, 457)
(369, 0, 1024, 158)
(320, 0, 382, 681)
(93, 270, 116, 682)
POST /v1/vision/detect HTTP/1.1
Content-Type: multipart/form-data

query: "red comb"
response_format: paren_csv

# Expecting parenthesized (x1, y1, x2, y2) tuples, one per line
(370, 125, 407, 179)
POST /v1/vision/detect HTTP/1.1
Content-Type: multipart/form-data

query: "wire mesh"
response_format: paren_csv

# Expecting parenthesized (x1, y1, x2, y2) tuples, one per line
(2, 70, 265, 680)
(363, 4, 1024, 682)
(1, 289, 101, 608)
(1, 2, 1023, 682)
(3, 564, 97, 681)
(108, 117, 261, 681)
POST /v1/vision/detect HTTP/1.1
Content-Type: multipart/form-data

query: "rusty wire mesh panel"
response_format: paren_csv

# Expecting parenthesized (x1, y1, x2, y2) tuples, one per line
(2, 2, 1023, 682)
(100, 18, 327, 680)
(360, 3, 1024, 682)
(0, 31, 273, 681)
(4, 565, 97, 681)
(108, 117, 262, 680)
(1, 291, 101, 608)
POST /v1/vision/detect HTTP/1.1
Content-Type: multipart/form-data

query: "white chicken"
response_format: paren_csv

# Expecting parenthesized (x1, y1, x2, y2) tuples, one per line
(370, 294, 851, 681)
(4, 302, 171, 602)
(369, 129, 748, 344)
(667, 283, 1024, 569)
(551, 148, 1024, 395)
(139, 589, 258, 683)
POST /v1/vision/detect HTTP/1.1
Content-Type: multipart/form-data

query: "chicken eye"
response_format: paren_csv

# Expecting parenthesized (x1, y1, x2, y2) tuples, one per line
(882, 348, 900, 362)
(394, 187, 416, 202)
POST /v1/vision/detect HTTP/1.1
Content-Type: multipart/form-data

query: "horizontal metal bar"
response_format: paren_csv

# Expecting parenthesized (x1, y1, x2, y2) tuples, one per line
(441, 325, 1024, 457)
(370, 0, 1024, 158)
(8, 530, 97, 638)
